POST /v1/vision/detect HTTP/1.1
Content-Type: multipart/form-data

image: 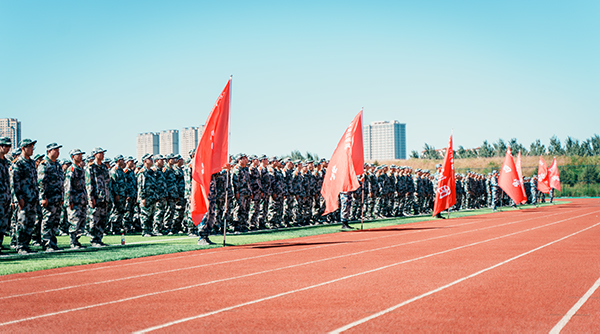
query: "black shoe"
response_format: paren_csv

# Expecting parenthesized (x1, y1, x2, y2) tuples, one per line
(341, 222, 355, 230)
(91, 242, 108, 248)
(18, 247, 37, 255)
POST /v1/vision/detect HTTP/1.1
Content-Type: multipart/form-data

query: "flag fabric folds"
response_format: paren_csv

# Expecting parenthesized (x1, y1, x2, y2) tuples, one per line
(432, 134, 456, 217)
(548, 157, 561, 191)
(515, 151, 527, 203)
(190, 78, 231, 225)
(321, 110, 364, 215)
(537, 155, 551, 194)
(498, 147, 527, 204)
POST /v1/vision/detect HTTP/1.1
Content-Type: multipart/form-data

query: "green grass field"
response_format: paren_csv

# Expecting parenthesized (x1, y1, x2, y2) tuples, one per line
(0, 203, 558, 276)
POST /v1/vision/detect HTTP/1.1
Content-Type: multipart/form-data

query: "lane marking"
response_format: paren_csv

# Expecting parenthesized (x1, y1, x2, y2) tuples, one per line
(0, 209, 560, 300)
(0, 209, 587, 328)
(330, 222, 600, 333)
(0, 205, 552, 283)
(130, 214, 600, 333)
(549, 275, 600, 334)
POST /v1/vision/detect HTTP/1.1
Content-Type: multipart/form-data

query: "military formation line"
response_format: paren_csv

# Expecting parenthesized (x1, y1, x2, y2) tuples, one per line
(0, 137, 552, 254)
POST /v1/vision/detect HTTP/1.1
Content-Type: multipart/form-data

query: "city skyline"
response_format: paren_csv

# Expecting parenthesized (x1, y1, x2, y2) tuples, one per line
(2, 1, 598, 160)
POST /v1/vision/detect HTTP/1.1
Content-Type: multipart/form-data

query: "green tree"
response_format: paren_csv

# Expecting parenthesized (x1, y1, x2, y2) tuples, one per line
(590, 134, 600, 156)
(493, 139, 507, 157)
(508, 138, 528, 155)
(548, 136, 564, 155)
(422, 143, 441, 159)
(410, 150, 420, 159)
(565, 136, 581, 156)
(306, 152, 320, 161)
(290, 150, 304, 160)
(477, 140, 494, 158)
(529, 139, 546, 156)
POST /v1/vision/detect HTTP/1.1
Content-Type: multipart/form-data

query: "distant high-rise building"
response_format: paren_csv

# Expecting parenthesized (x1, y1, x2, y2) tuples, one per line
(159, 130, 179, 156)
(136, 132, 159, 161)
(0, 118, 21, 146)
(363, 120, 406, 160)
(180, 126, 204, 159)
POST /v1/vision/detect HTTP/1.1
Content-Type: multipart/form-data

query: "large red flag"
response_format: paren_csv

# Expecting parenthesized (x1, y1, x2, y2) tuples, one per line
(537, 155, 551, 194)
(190, 78, 231, 225)
(321, 110, 364, 215)
(515, 151, 527, 203)
(432, 134, 456, 217)
(548, 157, 561, 191)
(498, 147, 527, 204)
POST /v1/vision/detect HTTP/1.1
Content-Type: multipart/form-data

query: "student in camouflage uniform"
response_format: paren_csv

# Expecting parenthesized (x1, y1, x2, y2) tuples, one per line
(64, 149, 88, 249)
(172, 155, 186, 233)
(152, 155, 167, 235)
(247, 156, 262, 230)
(108, 155, 127, 234)
(258, 156, 272, 229)
(231, 154, 251, 232)
(163, 154, 179, 235)
(138, 154, 158, 237)
(85, 147, 111, 247)
(197, 171, 218, 245)
(0, 137, 12, 253)
(281, 158, 295, 227)
(490, 171, 499, 211)
(37, 143, 65, 251)
(11, 139, 40, 254)
(122, 157, 138, 232)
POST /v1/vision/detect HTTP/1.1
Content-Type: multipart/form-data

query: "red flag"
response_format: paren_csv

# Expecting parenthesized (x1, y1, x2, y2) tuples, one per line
(432, 134, 456, 217)
(321, 110, 364, 215)
(515, 151, 527, 203)
(190, 78, 231, 225)
(548, 157, 561, 191)
(537, 155, 551, 194)
(498, 147, 527, 204)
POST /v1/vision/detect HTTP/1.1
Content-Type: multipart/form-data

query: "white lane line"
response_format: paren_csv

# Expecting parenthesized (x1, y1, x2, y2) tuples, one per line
(330, 222, 600, 333)
(0, 209, 558, 300)
(549, 276, 600, 334)
(131, 214, 599, 333)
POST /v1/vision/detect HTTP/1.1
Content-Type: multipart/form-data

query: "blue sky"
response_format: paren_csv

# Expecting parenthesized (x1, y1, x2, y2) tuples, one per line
(1, 0, 598, 159)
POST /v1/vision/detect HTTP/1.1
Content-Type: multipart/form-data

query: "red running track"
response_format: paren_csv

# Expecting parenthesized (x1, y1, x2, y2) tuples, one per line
(1, 199, 599, 333)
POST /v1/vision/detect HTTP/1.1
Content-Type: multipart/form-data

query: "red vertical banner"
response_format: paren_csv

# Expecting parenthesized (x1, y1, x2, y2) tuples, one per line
(537, 155, 551, 194)
(515, 151, 527, 203)
(321, 110, 364, 215)
(190, 78, 231, 225)
(498, 147, 526, 204)
(548, 157, 561, 191)
(432, 134, 456, 216)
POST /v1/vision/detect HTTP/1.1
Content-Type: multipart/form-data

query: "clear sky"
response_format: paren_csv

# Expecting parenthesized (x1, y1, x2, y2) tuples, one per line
(1, 0, 598, 160)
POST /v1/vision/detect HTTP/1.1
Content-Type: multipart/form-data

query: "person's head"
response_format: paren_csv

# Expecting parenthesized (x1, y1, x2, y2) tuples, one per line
(0, 137, 12, 156)
(92, 147, 106, 163)
(46, 143, 62, 162)
(114, 155, 125, 169)
(19, 139, 37, 158)
(154, 155, 165, 168)
(70, 149, 85, 166)
(142, 154, 154, 168)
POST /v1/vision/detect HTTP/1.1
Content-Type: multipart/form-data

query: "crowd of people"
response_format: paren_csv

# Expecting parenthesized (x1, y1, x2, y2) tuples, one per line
(0, 137, 553, 255)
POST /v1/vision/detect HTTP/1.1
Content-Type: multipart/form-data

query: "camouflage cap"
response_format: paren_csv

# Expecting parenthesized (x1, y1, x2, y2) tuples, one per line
(142, 153, 153, 161)
(46, 142, 62, 151)
(103, 158, 111, 164)
(87, 155, 95, 161)
(33, 153, 45, 161)
(125, 156, 135, 162)
(92, 147, 106, 155)
(69, 148, 85, 156)
(113, 155, 124, 162)
(259, 154, 268, 160)
(0, 137, 11, 146)
(173, 154, 182, 160)
(153, 154, 164, 161)
(62, 159, 72, 165)
(20, 138, 37, 148)
(189, 149, 196, 156)
(136, 162, 143, 168)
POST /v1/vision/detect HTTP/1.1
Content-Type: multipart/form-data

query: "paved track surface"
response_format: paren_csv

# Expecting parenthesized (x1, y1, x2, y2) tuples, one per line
(1, 199, 599, 333)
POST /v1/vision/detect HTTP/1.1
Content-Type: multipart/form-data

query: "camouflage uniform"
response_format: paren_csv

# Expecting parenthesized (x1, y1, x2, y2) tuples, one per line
(86, 158, 111, 245)
(38, 155, 65, 250)
(0, 155, 10, 249)
(138, 164, 157, 235)
(64, 159, 88, 247)
(232, 163, 251, 232)
(267, 165, 284, 227)
(123, 165, 138, 232)
(153, 163, 168, 234)
(11, 154, 40, 252)
(162, 163, 178, 234)
(199, 173, 218, 237)
(108, 164, 127, 233)
(258, 164, 272, 228)
(247, 164, 262, 229)
(281, 165, 295, 226)
(172, 163, 186, 233)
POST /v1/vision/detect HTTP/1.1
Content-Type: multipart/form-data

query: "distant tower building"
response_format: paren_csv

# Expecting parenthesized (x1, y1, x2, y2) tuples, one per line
(136, 132, 159, 161)
(363, 120, 406, 160)
(0, 118, 21, 146)
(159, 130, 179, 156)
(180, 126, 204, 159)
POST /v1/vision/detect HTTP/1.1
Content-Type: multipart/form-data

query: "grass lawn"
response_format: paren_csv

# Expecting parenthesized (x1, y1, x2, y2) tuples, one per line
(0, 202, 558, 276)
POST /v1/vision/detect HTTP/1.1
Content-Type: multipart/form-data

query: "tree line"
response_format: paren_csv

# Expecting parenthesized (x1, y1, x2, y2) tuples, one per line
(412, 134, 600, 160)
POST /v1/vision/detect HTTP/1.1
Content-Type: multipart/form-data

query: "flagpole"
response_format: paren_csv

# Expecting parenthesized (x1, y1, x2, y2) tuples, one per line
(222, 75, 233, 247)
(361, 176, 364, 230)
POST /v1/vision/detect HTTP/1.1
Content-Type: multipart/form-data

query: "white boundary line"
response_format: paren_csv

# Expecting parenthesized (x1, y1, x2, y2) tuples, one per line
(130, 213, 599, 333)
(0, 209, 560, 300)
(549, 275, 600, 334)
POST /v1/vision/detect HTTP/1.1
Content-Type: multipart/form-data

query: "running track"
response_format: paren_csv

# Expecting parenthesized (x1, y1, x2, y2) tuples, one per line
(1, 199, 599, 333)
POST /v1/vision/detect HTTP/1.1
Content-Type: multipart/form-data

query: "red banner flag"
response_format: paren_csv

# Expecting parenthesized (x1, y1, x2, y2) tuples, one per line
(537, 155, 551, 194)
(321, 110, 364, 215)
(549, 157, 561, 191)
(498, 147, 527, 204)
(432, 134, 456, 217)
(515, 151, 527, 203)
(190, 78, 231, 225)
